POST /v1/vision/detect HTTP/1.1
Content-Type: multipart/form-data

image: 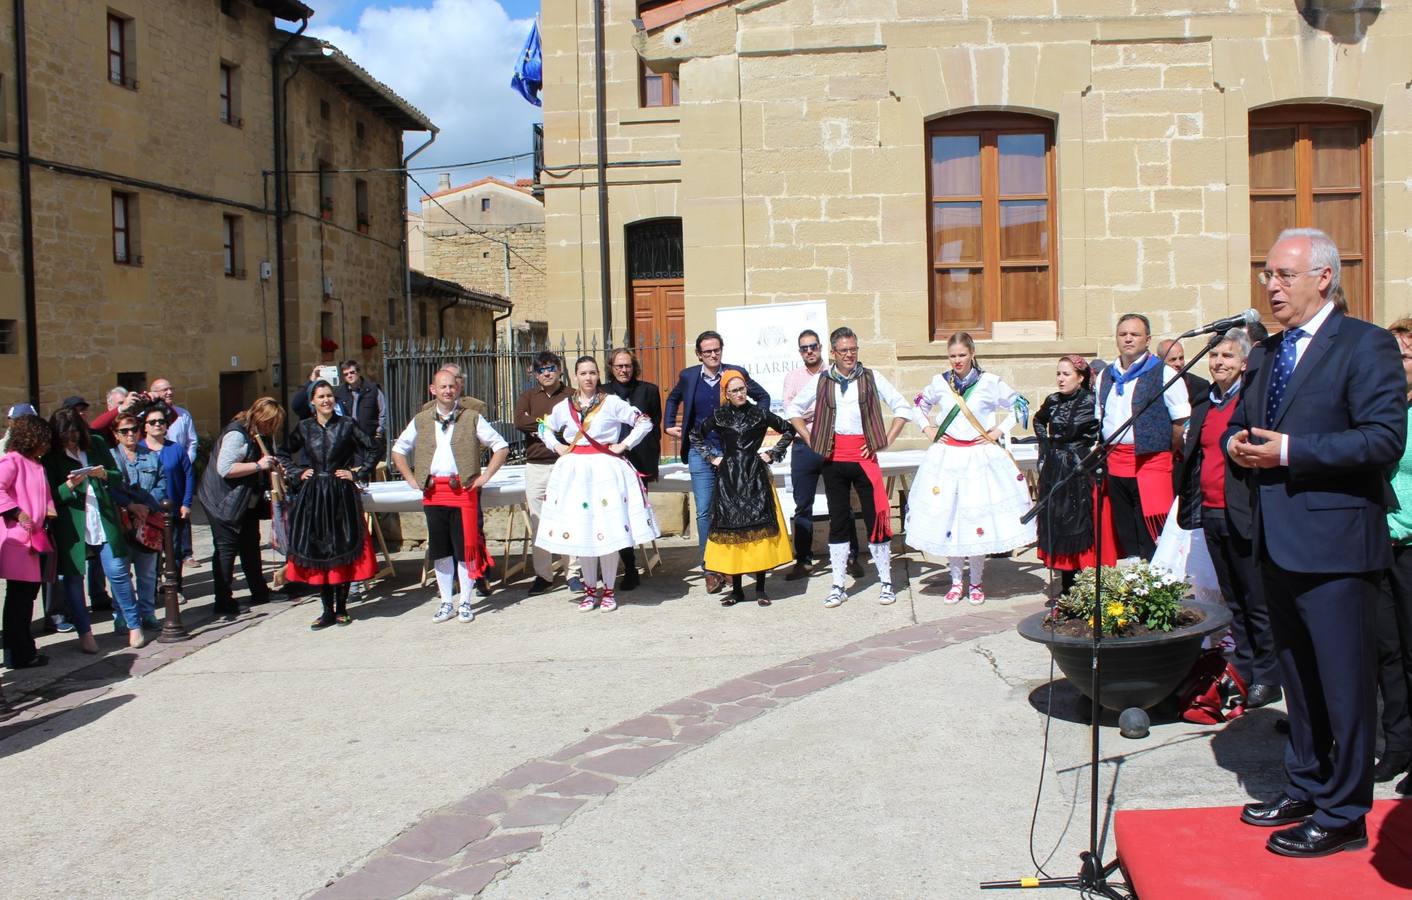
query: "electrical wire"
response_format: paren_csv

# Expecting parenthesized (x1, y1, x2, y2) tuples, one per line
(406, 171, 545, 276)
(277, 151, 534, 176)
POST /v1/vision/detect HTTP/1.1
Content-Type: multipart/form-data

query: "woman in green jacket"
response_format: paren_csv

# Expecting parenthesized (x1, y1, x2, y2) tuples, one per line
(43, 408, 145, 651)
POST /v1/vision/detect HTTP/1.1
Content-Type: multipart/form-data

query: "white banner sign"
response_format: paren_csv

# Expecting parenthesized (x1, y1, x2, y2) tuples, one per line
(715, 301, 829, 414)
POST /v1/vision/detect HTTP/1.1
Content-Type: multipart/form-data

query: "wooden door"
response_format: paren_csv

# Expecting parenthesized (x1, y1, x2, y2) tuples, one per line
(219, 372, 254, 426)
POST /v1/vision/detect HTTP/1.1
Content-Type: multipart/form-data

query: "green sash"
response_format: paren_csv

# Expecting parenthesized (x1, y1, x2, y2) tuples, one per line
(933, 381, 979, 442)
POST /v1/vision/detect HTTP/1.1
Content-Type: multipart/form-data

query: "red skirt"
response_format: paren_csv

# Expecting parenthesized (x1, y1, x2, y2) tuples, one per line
(1037, 485, 1118, 573)
(286, 531, 378, 585)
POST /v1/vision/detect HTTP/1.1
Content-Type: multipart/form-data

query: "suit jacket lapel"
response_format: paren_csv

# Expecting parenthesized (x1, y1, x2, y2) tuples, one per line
(1271, 311, 1341, 430)
(1246, 340, 1276, 430)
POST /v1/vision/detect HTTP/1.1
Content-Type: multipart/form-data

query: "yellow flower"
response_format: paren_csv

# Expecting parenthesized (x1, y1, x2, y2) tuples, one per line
(1105, 601, 1125, 618)
(1116, 617, 1128, 628)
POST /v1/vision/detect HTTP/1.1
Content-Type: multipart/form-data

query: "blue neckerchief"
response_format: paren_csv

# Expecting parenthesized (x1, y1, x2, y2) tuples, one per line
(826, 364, 862, 395)
(1209, 380, 1241, 409)
(1106, 353, 1161, 396)
(944, 364, 983, 395)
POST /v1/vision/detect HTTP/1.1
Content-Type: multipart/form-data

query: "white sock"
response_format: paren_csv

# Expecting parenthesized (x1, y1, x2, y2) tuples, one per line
(599, 552, 619, 588)
(580, 554, 600, 591)
(457, 561, 473, 605)
(869, 541, 891, 587)
(969, 555, 985, 586)
(828, 542, 850, 589)
(949, 556, 964, 587)
(433, 556, 455, 603)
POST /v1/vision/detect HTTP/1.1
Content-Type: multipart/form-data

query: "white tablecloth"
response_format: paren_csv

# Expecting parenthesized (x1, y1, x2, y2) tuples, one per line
(361, 444, 1036, 514)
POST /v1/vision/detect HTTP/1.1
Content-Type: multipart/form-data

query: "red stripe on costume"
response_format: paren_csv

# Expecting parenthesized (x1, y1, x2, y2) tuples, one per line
(423, 476, 495, 578)
(829, 435, 892, 542)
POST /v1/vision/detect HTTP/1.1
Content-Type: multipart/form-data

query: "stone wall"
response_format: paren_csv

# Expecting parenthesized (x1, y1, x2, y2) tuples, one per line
(542, 0, 1412, 442)
(419, 223, 549, 329)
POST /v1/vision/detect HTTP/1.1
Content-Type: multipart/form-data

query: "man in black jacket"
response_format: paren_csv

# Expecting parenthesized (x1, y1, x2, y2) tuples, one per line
(333, 359, 386, 464)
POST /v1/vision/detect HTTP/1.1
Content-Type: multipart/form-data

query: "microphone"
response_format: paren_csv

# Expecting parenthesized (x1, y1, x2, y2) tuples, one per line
(1177, 308, 1260, 339)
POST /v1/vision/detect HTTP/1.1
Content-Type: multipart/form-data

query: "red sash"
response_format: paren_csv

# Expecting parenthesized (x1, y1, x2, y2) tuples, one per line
(423, 477, 493, 577)
(567, 400, 650, 503)
(1107, 444, 1173, 538)
(828, 434, 892, 542)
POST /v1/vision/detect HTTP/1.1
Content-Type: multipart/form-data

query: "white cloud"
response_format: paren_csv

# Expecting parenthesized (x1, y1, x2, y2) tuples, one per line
(308, 0, 543, 205)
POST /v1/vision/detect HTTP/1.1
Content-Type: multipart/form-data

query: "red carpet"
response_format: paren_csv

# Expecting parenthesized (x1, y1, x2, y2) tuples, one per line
(1114, 799, 1412, 899)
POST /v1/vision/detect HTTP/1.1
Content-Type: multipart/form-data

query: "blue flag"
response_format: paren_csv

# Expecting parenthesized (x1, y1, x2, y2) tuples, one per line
(511, 20, 542, 107)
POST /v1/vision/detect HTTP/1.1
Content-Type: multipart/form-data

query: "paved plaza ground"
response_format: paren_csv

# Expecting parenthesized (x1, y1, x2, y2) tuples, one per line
(2, 528, 1405, 898)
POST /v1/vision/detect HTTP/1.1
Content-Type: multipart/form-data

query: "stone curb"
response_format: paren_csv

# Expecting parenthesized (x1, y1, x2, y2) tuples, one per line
(308, 600, 1044, 899)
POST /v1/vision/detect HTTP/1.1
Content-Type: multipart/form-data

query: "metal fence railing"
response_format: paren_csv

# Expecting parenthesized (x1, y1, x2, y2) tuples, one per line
(382, 333, 686, 463)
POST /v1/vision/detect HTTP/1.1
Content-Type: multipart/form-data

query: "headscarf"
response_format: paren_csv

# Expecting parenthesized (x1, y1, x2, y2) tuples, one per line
(1060, 354, 1092, 391)
(719, 370, 747, 405)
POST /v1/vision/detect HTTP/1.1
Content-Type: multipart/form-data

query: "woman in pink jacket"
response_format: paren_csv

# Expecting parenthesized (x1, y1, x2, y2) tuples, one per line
(1, 414, 57, 679)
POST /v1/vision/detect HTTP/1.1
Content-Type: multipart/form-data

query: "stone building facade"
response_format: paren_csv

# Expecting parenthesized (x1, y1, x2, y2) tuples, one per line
(0, 0, 432, 431)
(414, 177, 548, 342)
(541, 0, 1409, 435)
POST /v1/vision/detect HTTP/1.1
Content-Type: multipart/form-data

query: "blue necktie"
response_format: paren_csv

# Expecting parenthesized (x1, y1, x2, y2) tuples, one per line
(1265, 328, 1306, 423)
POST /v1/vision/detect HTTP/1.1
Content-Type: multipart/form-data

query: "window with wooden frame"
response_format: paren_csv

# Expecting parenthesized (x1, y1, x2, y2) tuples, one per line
(219, 63, 241, 125)
(222, 215, 244, 277)
(1248, 105, 1371, 321)
(926, 112, 1057, 339)
(112, 191, 139, 264)
(636, 3, 678, 108)
(355, 179, 369, 233)
(107, 13, 135, 89)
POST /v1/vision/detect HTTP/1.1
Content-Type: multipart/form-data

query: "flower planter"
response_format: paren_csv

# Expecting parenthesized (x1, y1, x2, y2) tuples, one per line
(1017, 599, 1233, 712)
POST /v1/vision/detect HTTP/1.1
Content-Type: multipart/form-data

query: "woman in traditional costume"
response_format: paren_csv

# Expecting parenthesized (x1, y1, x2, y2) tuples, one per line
(693, 371, 797, 606)
(535, 357, 660, 612)
(1033, 355, 1114, 596)
(906, 332, 1035, 604)
(277, 380, 378, 630)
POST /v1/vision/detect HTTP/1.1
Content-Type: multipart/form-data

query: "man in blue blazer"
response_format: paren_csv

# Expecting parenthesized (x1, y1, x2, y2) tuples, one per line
(1227, 228, 1406, 857)
(664, 330, 771, 593)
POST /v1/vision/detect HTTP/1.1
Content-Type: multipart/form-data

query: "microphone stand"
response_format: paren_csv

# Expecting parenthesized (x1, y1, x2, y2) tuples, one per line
(981, 331, 1226, 896)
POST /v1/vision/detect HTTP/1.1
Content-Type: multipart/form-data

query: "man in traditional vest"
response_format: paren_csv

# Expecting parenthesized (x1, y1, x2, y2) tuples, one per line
(1095, 313, 1190, 560)
(391, 369, 509, 624)
(786, 326, 921, 608)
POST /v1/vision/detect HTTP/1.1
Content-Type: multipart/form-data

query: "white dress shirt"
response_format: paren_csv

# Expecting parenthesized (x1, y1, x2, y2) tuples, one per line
(786, 369, 922, 434)
(67, 448, 105, 544)
(393, 408, 508, 476)
(1271, 299, 1336, 465)
(1095, 353, 1191, 444)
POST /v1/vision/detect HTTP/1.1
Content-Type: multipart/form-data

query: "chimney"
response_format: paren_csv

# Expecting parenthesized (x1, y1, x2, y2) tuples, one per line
(437, 173, 451, 192)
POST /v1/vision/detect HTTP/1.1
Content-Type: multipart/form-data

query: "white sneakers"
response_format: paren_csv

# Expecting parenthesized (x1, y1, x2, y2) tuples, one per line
(432, 600, 475, 623)
(824, 586, 846, 608)
(878, 585, 896, 605)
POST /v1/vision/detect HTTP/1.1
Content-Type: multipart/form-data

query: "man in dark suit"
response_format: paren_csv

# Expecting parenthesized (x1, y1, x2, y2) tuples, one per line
(664, 330, 770, 593)
(1227, 228, 1406, 858)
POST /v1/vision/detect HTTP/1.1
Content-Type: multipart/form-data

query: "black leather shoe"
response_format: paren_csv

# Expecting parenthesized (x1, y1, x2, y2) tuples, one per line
(1245, 684, 1283, 709)
(846, 556, 866, 578)
(527, 576, 553, 596)
(784, 562, 812, 581)
(1241, 794, 1316, 827)
(1266, 817, 1367, 858)
(619, 568, 640, 592)
(1373, 749, 1412, 783)
(475, 578, 492, 598)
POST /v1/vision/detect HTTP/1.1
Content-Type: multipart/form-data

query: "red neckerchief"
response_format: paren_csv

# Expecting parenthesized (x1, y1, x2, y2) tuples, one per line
(567, 395, 617, 454)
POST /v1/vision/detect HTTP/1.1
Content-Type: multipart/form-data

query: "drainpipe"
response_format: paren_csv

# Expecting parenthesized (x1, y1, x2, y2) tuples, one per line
(436, 296, 459, 339)
(13, 0, 38, 404)
(271, 16, 307, 414)
(593, 0, 613, 348)
(492, 306, 513, 352)
(402, 130, 438, 343)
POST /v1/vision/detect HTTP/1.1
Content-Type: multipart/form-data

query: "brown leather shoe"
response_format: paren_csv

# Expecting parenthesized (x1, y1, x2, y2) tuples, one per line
(704, 572, 724, 594)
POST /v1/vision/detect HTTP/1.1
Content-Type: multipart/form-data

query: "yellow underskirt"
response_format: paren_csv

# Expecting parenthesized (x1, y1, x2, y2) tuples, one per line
(703, 493, 794, 575)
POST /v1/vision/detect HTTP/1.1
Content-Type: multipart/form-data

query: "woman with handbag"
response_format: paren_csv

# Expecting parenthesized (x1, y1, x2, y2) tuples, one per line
(112, 411, 165, 629)
(197, 398, 284, 622)
(906, 332, 1035, 605)
(692, 371, 797, 606)
(1, 414, 58, 668)
(43, 407, 141, 650)
(535, 356, 659, 613)
(276, 380, 378, 630)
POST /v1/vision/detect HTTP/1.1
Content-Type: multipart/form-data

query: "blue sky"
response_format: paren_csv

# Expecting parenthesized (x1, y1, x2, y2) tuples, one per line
(301, 1, 545, 207)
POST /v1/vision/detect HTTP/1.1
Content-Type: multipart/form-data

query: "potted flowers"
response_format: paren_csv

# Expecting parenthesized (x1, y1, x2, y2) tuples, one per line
(1017, 560, 1232, 711)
